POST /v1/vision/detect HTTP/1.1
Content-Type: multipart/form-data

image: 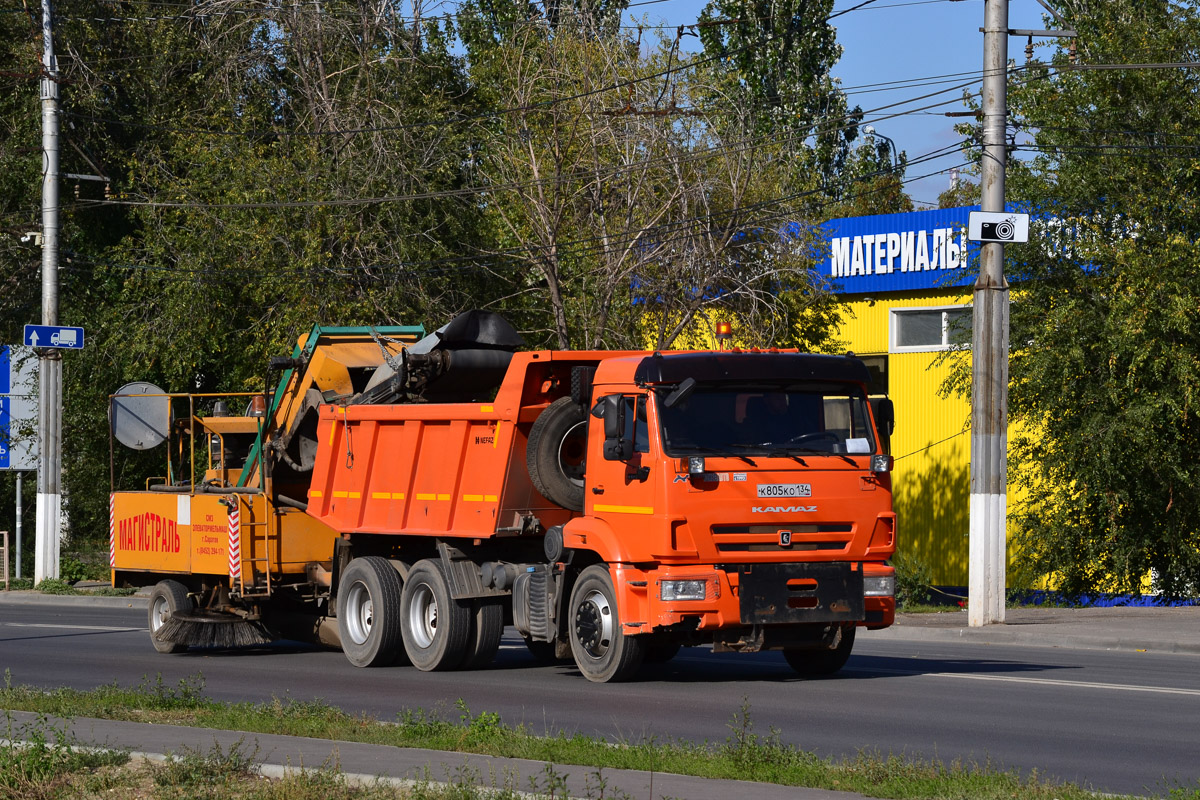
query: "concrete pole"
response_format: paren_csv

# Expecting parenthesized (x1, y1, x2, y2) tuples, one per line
(969, 0, 1010, 626)
(36, 0, 62, 583)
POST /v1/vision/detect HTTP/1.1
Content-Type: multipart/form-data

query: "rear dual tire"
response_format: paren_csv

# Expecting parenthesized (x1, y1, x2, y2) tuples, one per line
(339, 556, 503, 671)
(338, 556, 406, 667)
(401, 559, 472, 671)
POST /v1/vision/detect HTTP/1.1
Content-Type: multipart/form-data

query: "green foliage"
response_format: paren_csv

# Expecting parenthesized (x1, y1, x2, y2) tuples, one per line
(34, 578, 77, 595)
(891, 549, 934, 609)
(996, 2, 1200, 597)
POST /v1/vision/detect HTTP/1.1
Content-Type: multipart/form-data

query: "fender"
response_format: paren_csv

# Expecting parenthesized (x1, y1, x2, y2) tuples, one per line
(562, 516, 652, 629)
(561, 515, 637, 563)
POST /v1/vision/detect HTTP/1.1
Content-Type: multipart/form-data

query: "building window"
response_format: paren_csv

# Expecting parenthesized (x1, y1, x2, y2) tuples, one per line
(857, 354, 888, 395)
(890, 307, 971, 352)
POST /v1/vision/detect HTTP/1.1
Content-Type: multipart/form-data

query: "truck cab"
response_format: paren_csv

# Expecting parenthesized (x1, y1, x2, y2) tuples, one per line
(554, 351, 896, 680)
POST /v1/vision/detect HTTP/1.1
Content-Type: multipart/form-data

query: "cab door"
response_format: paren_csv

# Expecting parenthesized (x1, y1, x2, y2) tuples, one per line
(585, 393, 660, 528)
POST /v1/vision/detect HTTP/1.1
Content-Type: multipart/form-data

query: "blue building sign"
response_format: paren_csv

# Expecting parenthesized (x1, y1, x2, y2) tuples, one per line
(820, 206, 981, 295)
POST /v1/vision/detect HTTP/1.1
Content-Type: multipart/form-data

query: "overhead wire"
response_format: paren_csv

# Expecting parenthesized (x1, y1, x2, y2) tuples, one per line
(55, 142, 969, 282)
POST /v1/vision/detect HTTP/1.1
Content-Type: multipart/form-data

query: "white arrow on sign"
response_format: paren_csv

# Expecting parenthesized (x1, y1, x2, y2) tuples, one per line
(28, 331, 39, 346)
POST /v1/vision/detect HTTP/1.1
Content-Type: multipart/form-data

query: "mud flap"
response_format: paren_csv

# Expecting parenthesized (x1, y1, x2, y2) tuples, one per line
(738, 562, 864, 625)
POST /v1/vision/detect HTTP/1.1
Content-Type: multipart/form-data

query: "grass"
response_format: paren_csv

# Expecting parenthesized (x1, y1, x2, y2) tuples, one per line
(0, 577, 135, 596)
(2, 672, 1195, 800)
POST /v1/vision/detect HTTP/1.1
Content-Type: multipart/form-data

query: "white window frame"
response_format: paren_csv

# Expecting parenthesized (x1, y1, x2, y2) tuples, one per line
(889, 305, 972, 353)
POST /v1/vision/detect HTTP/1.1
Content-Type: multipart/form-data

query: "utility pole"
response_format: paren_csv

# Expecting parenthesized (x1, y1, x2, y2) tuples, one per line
(36, 0, 62, 583)
(969, 0, 1010, 626)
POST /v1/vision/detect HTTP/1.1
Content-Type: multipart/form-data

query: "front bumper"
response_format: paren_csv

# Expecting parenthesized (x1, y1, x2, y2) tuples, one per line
(612, 561, 895, 636)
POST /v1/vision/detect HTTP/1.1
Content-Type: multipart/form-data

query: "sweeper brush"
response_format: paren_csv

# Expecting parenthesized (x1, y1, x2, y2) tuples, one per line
(153, 611, 275, 649)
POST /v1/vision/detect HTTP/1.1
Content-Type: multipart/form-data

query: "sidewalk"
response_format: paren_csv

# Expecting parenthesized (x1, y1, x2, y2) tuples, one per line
(867, 605, 1200, 655)
(3, 710, 873, 800)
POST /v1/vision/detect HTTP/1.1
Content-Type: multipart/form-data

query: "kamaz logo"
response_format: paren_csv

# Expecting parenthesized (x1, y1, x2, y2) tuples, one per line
(752, 505, 817, 513)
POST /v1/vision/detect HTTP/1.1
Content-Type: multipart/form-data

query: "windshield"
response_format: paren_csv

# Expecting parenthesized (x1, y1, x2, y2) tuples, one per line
(655, 383, 877, 457)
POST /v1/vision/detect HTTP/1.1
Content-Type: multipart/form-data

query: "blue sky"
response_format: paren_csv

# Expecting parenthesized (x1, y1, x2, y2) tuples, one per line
(626, 0, 1054, 208)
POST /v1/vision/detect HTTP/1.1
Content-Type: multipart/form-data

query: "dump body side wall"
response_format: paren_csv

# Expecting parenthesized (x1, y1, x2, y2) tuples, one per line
(305, 351, 640, 539)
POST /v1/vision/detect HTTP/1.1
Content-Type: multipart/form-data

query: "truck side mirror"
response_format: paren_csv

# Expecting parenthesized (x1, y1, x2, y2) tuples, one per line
(592, 395, 632, 461)
(662, 377, 696, 409)
(878, 397, 895, 436)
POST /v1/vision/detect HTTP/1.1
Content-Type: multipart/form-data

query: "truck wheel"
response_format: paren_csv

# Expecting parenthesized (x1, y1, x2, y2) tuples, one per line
(459, 598, 504, 670)
(783, 625, 856, 677)
(338, 556, 405, 668)
(645, 642, 682, 664)
(148, 580, 192, 654)
(568, 565, 645, 682)
(402, 559, 471, 671)
(527, 397, 587, 512)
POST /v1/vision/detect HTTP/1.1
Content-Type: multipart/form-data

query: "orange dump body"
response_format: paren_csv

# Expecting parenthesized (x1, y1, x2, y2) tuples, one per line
(306, 350, 635, 538)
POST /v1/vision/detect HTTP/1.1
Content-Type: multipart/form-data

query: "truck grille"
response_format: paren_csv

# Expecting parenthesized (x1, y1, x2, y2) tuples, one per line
(712, 524, 853, 553)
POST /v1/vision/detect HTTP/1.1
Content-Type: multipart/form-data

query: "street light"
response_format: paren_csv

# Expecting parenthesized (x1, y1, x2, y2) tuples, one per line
(862, 125, 898, 171)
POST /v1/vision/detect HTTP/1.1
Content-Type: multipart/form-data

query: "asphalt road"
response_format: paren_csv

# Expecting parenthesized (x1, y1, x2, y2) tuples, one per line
(3, 602, 1199, 797)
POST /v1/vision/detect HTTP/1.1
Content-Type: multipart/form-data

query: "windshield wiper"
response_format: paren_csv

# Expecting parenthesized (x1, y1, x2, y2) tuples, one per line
(777, 447, 858, 466)
(683, 444, 757, 466)
(762, 450, 807, 465)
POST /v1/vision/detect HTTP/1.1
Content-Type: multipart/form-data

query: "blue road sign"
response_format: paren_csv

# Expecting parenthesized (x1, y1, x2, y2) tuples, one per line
(1, 345, 9, 469)
(1, 344, 37, 470)
(24, 324, 84, 349)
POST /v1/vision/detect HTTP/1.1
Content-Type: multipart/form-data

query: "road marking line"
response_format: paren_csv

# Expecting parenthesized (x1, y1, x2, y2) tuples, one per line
(1, 623, 141, 632)
(855, 667, 1200, 696)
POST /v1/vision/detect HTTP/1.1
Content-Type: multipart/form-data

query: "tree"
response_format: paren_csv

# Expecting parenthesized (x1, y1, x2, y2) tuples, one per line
(999, 0, 1200, 596)
(1, 0, 489, 550)
(458, 0, 865, 350)
(696, 0, 861, 204)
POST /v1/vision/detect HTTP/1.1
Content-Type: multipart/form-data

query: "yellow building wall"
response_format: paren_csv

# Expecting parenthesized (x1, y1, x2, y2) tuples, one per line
(835, 289, 1019, 587)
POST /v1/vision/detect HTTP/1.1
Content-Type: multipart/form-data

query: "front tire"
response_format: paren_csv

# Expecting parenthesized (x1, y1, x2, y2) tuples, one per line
(568, 565, 645, 682)
(148, 580, 192, 654)
(401, 559, 471, 671)
(783, 625, 856, 676)
(338, 556, 405, 667)
(644, 642, 682, 664)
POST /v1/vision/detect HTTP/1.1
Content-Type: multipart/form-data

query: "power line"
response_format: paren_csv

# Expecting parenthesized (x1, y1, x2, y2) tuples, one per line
(57, 145, 968, 284)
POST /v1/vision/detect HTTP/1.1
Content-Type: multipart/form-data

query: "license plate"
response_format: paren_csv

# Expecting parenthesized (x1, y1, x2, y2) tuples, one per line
(756, 483, 811, 498)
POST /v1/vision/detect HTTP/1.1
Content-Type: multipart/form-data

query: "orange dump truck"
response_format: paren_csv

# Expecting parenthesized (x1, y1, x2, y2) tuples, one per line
(111, 311, 896, 682)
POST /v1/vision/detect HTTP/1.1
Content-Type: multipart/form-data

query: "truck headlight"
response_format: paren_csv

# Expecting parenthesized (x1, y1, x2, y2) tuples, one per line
(660, 579, 708, 601)
(864, 575, 895, 597)
(871, 454, 893, 473)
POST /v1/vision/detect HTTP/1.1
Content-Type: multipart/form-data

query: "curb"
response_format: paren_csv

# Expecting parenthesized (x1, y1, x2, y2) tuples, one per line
(0, 590, 147, 608)
(866, 624, 1200, 655)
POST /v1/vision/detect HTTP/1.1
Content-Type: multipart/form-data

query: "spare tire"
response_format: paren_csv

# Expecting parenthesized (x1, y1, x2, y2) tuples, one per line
(527, 396, 587, 511)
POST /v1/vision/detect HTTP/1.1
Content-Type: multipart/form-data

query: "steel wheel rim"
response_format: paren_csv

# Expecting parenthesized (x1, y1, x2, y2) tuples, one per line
(408, 582, 438, 649)
(575, 588, 612, 660)
(343, 581, 373, 645)
(557, 420, 587, 487)
(150, 595, 170, 633)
